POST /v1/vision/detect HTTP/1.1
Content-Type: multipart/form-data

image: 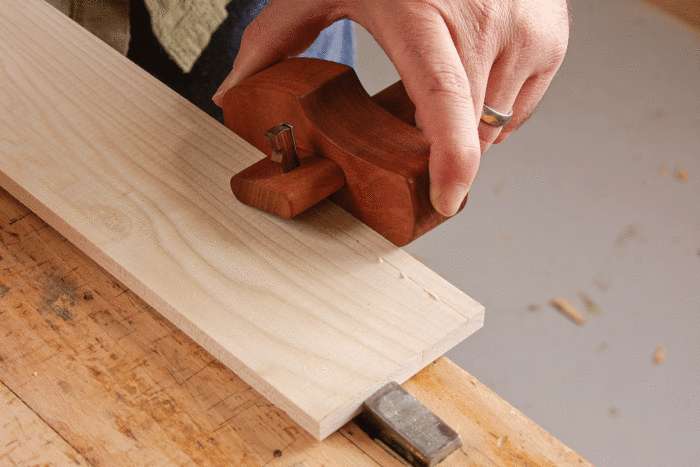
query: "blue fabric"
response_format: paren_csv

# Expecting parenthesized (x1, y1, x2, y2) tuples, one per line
(299, 19, 356, 69)
(127, 0, 355, 123)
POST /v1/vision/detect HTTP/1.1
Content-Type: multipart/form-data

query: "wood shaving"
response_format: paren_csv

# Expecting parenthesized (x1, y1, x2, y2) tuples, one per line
(592, 278, 609, 292)
(424, 288, 440, 302)
(579, 293, 600, 315)
(551, 297, 586, 325)
(653, 346, 667, 364)
(675, 169, 690, 182)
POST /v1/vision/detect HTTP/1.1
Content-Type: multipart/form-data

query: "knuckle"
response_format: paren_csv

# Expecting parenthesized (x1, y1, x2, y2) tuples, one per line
(425, 65, 469, 97)
(241, 17, 264, 45)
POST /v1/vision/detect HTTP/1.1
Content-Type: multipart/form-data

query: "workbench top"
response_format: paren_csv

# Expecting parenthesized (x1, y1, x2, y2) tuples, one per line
(0, 187, 589, 465)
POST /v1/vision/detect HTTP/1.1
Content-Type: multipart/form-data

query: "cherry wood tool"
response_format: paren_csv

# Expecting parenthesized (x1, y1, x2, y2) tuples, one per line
(223, 58, 467, 247)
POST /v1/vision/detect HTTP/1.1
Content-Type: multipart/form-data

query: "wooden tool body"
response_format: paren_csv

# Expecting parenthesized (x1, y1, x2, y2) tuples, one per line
(223, 58, 466, 246)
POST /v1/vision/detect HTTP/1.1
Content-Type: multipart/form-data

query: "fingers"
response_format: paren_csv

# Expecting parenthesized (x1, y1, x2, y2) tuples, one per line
(482, 1, 570, 147)
(213, 0, 569, 219)
(492, 71, 559, 144)
(478, 53, 527, 153)
(366, 4, 488, 216)
(213, 0, 338, 106)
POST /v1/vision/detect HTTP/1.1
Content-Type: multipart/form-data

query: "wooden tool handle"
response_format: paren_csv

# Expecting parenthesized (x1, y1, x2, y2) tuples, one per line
(371, 81, 416, 127)
(223, 58, 465, 246)
(228, 80, 414, 221)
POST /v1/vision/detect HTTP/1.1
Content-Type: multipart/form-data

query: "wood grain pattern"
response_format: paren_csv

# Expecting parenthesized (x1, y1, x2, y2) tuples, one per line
(0, 0, 483, 440)
(224, 59, 467, 247)
(0, 185, 591, 465)
(1, 382, 91, 466)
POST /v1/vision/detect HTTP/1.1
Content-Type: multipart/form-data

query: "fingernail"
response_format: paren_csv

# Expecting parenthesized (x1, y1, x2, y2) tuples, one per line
(433, 183, 468, 217)
(212, 71, 236, 107)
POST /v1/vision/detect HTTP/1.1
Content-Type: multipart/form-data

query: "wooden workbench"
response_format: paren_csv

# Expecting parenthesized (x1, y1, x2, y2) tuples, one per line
(0, 186, 590, 466)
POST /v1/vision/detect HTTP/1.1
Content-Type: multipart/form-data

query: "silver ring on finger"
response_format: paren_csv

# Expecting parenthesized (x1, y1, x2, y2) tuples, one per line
(481, 104, 513, 127)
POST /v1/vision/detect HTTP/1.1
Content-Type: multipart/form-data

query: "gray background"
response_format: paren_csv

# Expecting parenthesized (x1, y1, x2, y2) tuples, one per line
(353, 0, 700, 465)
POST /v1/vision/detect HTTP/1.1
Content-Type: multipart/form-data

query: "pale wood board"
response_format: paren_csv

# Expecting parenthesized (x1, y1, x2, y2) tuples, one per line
(0, 186, 590, 465)
(0, 0, 484, 440)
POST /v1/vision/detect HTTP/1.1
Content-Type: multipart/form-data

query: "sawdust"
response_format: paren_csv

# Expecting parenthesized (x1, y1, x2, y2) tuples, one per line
(675, 169, 690, 182)
(615, 224, 645, 257)
(653, 346, 667, 364)
(528, 304, 541, 312)
(616, 225, 636, 250)
(659, 164, 668, 175)
(579, 293, 600, 315)
(608, 407, 621, 418)
(592, 278, 609, 292)
(423, 288, 440, 302)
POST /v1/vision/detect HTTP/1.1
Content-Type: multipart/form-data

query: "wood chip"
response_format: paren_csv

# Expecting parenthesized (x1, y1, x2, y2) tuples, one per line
(579, 293, 600, 315)
(551, 297, 586, 325)
(653, 346, 667, 364)
(675, 169, 690, 182)
(592, 278, 609, 292)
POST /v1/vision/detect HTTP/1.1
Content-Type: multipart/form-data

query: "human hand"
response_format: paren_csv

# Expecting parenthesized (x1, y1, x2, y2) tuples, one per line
(213, 0, 569, 216)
